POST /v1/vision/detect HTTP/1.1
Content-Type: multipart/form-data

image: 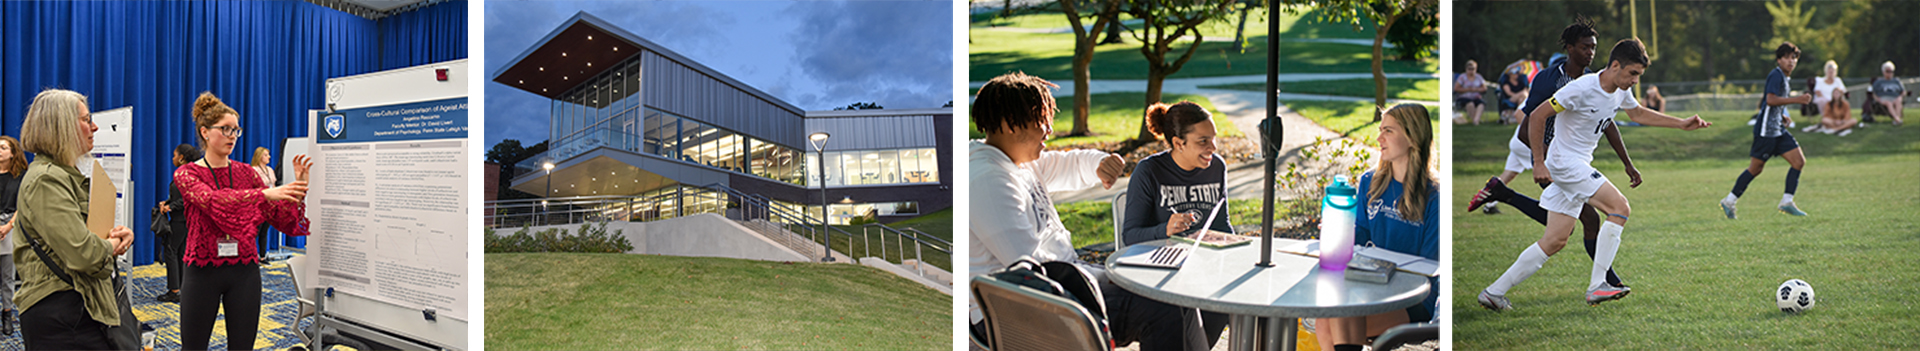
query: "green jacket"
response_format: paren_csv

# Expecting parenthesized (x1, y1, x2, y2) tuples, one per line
(12, 158, 118, 326)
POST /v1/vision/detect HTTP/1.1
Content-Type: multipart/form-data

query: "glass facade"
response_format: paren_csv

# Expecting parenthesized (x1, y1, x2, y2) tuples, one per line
(531, 54, 806, 187)
(804, 148, 940, 187)
(807, 202, 921, 225)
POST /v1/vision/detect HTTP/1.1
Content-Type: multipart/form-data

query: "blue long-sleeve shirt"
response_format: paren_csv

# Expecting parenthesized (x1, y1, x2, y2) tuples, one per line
(1354, 170, 1440, 322)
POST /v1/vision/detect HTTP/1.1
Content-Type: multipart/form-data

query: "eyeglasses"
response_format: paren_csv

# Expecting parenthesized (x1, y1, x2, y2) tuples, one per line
(207, 125, 244, 138)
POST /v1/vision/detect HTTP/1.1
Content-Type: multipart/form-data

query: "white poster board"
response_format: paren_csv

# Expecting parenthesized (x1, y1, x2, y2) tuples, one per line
(85, 106, 134, 231)
(306, 59, 468, 349)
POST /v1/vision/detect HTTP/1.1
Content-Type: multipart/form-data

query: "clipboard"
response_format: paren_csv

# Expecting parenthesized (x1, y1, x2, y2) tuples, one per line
(88, 160, 116, 239)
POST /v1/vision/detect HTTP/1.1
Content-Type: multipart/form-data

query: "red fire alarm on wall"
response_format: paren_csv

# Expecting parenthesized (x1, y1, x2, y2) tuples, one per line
(435, 66, 450, 81)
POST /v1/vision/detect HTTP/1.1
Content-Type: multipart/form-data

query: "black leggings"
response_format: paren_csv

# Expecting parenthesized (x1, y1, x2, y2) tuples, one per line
(181, 262, 262, 351)
(20, 290, 112, 350)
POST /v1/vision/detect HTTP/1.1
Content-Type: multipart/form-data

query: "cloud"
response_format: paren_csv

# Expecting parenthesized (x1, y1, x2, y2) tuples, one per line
(785, 1, 953, 110)
(482, 0, 954, 149)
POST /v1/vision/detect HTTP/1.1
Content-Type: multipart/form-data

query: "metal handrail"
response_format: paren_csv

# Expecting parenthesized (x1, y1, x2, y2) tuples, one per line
(480, 182, 949, 273)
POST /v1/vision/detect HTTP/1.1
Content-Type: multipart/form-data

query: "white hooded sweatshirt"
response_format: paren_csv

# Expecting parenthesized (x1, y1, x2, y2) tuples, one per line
(967, 140, 1110, 323)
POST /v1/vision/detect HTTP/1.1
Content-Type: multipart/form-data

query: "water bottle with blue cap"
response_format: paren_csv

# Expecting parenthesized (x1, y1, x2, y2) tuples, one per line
(1320, 175, 1359, 270)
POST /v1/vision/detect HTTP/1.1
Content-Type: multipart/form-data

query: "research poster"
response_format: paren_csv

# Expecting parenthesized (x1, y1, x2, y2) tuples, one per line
(85, 106, 134, 230)
(309, 97, 469, 320)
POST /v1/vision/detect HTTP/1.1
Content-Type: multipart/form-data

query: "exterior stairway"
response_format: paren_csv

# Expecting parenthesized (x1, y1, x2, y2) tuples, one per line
(737, 219, 853, 263)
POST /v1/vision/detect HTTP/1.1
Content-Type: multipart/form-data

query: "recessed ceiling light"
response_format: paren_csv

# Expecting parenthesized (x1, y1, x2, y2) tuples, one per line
(563, 76, 568, 80)
(542, 88, 548, 92)
(587, 62, 592, 67)
(613, 46, 618, 51)
(588, 35, 594, 40)
(562, 52, 568, 57)
(518, 80, 524, 84)
(538, 67, 544, 71)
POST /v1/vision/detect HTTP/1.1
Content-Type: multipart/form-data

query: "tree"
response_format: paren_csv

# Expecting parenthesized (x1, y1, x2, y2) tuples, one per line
(1303, 0, 1436, 118)
(1060, 0, 1126, 137)
(1124, 0, 1238, 148)
(834, 102, 884, 110)
(487, 139, 549, 200)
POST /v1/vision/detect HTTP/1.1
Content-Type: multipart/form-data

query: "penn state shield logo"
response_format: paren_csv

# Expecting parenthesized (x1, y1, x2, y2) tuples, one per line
(325, 115, 345, 138)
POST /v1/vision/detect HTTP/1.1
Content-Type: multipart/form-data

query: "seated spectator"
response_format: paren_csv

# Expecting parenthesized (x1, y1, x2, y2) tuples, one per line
(1816, 87, 1859, 136)
(1500, 72, 1529, 124)
(1810, 60, 1845, 123)
(1866, 61, 1906, 126)
(1644, 85, 1667, 113)
(1455, 60, 1488, 125)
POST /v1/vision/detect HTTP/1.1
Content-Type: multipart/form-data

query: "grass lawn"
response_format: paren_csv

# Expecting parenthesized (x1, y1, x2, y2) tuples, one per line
(968, 7, 1433, 81)
(888, 208, 953, 241)
(1451, 110, 1920, 349)
(965, 92, 1244, 147)
(486, 253, 950, 350)
(1201, 78, 1441, 101)
(788, 221, 954, 272)
(1284, 100, 1439, 147)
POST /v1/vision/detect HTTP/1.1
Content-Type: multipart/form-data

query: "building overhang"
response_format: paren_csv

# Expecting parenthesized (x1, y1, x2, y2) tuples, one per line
(491, 11, 805, 114)
(490, 13, 641, 99)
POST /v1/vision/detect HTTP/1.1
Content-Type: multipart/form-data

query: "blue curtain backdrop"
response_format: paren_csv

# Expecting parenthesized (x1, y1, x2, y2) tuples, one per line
(0, 0, 467, 266)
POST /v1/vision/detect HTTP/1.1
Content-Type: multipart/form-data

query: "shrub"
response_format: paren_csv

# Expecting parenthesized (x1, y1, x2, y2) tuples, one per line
(485, 222, 635, 253)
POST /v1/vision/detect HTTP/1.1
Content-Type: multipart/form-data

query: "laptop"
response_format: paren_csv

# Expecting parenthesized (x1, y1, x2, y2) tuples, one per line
(1114, 197, 1228, 269)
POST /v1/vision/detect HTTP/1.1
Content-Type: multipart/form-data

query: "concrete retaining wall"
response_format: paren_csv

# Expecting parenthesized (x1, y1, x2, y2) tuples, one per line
(515, 214, 810, 262)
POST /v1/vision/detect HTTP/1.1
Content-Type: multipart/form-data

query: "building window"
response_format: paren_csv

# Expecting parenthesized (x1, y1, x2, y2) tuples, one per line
(804, 147, 938, 187)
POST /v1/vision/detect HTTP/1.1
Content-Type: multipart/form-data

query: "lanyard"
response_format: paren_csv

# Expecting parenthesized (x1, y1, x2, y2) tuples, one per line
(197, 159, 238, 241)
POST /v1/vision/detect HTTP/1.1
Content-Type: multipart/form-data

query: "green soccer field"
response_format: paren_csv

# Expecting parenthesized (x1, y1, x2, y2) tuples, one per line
(1450, 110, 1920, 349)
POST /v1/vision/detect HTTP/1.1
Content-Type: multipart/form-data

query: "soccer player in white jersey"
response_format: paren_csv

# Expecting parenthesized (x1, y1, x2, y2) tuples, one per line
(1479, 39, 1712, 310)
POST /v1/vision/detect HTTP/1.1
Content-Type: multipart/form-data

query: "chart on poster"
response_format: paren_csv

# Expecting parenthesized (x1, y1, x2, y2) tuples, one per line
(308, 61, 470, 323)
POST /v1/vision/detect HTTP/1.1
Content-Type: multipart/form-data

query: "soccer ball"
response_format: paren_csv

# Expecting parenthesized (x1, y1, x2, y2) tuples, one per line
(1777, 279, 1816, 313)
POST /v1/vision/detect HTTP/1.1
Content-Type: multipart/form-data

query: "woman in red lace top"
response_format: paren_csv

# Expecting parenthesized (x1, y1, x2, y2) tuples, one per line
(174, 92, 311, 351)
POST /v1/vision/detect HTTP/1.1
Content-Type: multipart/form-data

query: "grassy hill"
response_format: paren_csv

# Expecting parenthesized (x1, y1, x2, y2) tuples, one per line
(486, 253, 950, 350)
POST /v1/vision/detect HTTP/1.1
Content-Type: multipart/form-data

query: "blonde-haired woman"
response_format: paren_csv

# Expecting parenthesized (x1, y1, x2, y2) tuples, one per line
(176, 91, 311, 351)
(1807, 60, 1846, 129)
(1316, 104, 1439, 351)
(0, 135, 28, 336)
(13, 89, 134, 349)
(250, 146, 277, 259)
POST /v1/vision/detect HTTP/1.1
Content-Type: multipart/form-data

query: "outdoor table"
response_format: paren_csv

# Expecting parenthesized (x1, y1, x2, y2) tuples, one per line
(1105, 239, 1429, 351)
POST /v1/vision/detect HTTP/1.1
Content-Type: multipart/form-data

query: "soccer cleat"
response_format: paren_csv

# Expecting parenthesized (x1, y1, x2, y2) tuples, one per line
(1468, 177, 1501, 212)
(1720, 198, 1738, 219)
(1838, 129, 1853, 137)
(1478, 290, 1513, 311)
(1779, 202, 1808, 216)
(1586, 285, 1631, 305)
(1483, 202, 1502, 214)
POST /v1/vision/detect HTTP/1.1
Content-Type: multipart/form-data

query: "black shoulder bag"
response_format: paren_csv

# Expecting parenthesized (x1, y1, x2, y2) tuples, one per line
(19, 226, 144, 351)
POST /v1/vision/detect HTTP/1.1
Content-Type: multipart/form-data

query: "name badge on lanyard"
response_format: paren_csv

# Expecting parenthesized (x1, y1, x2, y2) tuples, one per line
(217, 236, 240, 257)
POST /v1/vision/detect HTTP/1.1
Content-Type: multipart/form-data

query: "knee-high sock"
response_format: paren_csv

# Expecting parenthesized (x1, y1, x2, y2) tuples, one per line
(1785, 168, 1801, 195)
(1487, 243, 1549, 296)
(1504, 193, 1551, 224)
(1730, 170, 1756, 198)
(1590, 221, 1625, 291)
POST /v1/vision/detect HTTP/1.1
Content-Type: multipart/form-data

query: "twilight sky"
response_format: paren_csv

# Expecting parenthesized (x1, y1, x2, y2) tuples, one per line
(483, 0, 953, 148)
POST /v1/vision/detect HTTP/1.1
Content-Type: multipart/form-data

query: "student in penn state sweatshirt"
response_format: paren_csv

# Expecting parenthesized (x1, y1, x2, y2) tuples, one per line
(1120, 101, 1233, 248)
(1119, 101, 1232, 346)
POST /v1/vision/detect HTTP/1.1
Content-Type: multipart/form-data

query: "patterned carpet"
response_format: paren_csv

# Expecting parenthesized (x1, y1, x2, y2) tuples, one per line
(1, 251, 313, 351)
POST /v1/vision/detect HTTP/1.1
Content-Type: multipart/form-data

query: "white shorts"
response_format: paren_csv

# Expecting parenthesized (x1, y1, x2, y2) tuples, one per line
(1539, 162, 1608, 216)
(1503, 136, 1533, 173)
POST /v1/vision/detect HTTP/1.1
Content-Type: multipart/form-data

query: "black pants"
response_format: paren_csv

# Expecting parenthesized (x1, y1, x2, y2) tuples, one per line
(165, 221, 188, 292)
(1101, 279, 1229, 351)
(20, 290, 113, 350)
(256, 224, 272, 259)
(181, 262, 262, 351)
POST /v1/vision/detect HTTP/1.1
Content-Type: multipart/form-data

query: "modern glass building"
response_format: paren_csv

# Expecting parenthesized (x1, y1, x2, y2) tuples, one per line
(495, 12, 950, 224)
